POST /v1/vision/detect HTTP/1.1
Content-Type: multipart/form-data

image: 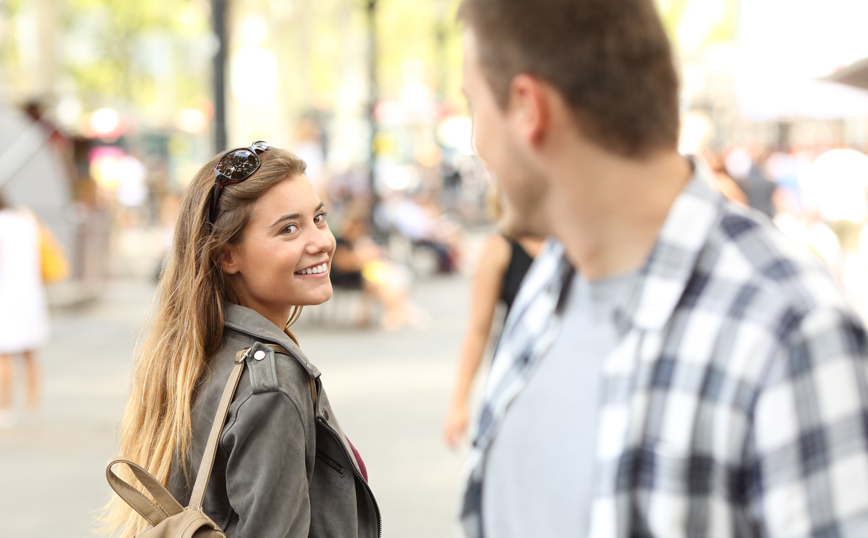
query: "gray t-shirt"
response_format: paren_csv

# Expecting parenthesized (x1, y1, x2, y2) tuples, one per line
(482, 270, 635, 537)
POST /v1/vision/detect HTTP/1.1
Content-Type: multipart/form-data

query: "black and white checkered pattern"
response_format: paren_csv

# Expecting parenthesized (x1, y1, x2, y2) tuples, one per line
(460, 162, 868, 537)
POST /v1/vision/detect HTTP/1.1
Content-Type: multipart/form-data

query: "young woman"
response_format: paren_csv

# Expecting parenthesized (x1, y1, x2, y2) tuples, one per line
(442, 187, 544, 448)
(102, 143, 380, 537)
(0, 192, 49, 428)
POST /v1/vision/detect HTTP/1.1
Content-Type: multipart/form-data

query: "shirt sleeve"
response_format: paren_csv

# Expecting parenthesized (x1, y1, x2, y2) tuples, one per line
(750, 306, 868, 537)
(223, 390, 311, 538)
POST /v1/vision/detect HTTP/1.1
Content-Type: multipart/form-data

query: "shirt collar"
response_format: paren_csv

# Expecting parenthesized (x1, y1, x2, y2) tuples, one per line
(223, 302, 321, 378)
(613, 157, 726, 335)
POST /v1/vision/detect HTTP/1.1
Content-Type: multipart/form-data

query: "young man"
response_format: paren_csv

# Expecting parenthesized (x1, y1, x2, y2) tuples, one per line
(457, 0, 868, 536)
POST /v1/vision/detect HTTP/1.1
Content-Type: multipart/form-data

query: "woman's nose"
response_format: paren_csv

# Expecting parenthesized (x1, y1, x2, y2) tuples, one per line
(306, 227, 334, 254)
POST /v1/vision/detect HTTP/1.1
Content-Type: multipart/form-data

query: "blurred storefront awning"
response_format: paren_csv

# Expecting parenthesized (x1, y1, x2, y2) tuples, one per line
(824, 57, 868, 91)
(734, 0, 868, 120)
(736, 78, 868, 121)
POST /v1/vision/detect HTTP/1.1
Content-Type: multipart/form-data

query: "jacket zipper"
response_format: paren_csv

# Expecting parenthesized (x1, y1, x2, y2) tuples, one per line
(315, 448, 346, 475)
(317, 417, 383, 538)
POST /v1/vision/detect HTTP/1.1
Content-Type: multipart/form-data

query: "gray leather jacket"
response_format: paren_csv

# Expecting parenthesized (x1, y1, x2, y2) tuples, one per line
(168, 303, 381, 538)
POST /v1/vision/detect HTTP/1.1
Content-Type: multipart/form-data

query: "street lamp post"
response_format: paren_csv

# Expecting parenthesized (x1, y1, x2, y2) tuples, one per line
(212, 0, 228, 153)
(435, 0, 448, 102)
(366, 0, 379, 224)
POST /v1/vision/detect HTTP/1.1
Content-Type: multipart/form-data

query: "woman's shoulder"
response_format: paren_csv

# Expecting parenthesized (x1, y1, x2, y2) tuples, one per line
(204, 336, 317, 481)
(218, 328, 317, 402)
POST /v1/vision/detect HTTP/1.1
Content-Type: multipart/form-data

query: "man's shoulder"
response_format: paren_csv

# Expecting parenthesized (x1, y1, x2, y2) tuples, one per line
(698, 202, 850, 318)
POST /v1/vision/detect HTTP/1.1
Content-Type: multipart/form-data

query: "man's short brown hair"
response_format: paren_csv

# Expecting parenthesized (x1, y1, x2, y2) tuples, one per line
(458, 0, 680, 157)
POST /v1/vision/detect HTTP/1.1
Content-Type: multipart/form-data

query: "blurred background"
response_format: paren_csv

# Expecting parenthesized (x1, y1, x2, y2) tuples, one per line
(1, 0, 868, 536)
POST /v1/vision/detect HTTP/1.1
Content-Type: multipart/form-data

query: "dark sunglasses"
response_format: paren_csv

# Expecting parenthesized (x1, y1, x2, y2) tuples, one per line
(208, 141, 272, 224)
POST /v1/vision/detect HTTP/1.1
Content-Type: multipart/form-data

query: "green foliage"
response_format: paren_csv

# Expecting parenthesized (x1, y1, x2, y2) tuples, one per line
(61, 0, 209, 114)
(704, 1, 737, 46)
(68, 0, 200, 35)
(377, 0, 462, 99)
(271, 0, 464, 111)
(655, 0, 736, 50)
(2, 0, 467, 129)
(656, 0, 690, 38)
(2, 0, 26, 13)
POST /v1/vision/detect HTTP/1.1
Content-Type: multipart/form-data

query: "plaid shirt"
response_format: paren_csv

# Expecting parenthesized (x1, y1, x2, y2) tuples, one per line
(460, 163, 868, 538)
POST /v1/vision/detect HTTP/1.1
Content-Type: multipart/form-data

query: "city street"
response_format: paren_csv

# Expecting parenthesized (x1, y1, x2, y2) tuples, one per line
(0, 268, 478, 537)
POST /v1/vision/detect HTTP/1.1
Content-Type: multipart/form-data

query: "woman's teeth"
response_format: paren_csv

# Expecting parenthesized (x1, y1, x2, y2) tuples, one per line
(296, 263, 328, 275)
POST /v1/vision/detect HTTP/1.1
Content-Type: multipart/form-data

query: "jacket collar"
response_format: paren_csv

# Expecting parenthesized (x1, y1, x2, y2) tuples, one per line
(223, 302, 321, 378)
(613, 158, 726, 335)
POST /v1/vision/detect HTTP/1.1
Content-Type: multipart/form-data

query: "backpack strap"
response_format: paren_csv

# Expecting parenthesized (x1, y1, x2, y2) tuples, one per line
(105, 347, 249, 524)
(107, 342, 317, 523)
(188, 346, 250, 511)
(106, 458, 184, 527)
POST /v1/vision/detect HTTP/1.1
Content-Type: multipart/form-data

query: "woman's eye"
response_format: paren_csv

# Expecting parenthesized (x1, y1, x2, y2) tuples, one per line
(281, 223, 299, 235)
(314, 211, 328, 224)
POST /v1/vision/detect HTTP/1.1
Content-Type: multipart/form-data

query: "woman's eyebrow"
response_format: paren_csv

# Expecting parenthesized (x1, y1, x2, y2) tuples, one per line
(270, 202, 325, 227)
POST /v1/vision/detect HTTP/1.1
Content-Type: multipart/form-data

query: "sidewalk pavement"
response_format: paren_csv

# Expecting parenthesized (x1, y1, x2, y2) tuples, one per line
(0, 269, 478, 538)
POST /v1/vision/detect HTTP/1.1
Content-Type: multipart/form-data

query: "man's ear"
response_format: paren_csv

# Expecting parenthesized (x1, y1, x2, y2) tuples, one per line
(221, 243, 241, 275)
(508, 74, 549, 146)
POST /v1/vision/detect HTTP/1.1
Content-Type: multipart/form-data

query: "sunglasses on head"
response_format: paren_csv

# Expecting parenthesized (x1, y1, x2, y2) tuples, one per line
(208, 141, 272, 224)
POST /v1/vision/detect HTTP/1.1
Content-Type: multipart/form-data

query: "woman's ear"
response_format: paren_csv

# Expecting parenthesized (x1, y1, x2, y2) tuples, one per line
(221, 243, 241, 275)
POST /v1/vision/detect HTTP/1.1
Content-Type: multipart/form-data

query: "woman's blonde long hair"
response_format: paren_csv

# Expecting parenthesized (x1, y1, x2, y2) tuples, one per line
(100, 147, 307, 537)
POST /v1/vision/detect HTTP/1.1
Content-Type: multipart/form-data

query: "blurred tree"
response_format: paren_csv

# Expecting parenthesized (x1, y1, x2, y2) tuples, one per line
(377, 0, 462, 103)
(60, 0, 211, 121)
(0, 0, 468, 159)
(656, 0, 737, 52)
(266, 0, 463, 111)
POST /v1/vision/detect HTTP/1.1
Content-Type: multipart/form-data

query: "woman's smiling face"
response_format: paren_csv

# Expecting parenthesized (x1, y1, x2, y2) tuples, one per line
(221, 175, 336, 328)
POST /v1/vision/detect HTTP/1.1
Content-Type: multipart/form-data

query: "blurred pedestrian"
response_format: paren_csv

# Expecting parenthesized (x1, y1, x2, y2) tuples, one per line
(443, 188, 543, 448)
(385, 192, 462, 274)
(0, 192, 48, 428)
(101, 142, 380, 537)
(331, 207, 425, 330)
(442, 232, 542, 448)
(702, 150, 748, 205)
(725, 146, 778, 218)
(457, 1, 868, 537)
